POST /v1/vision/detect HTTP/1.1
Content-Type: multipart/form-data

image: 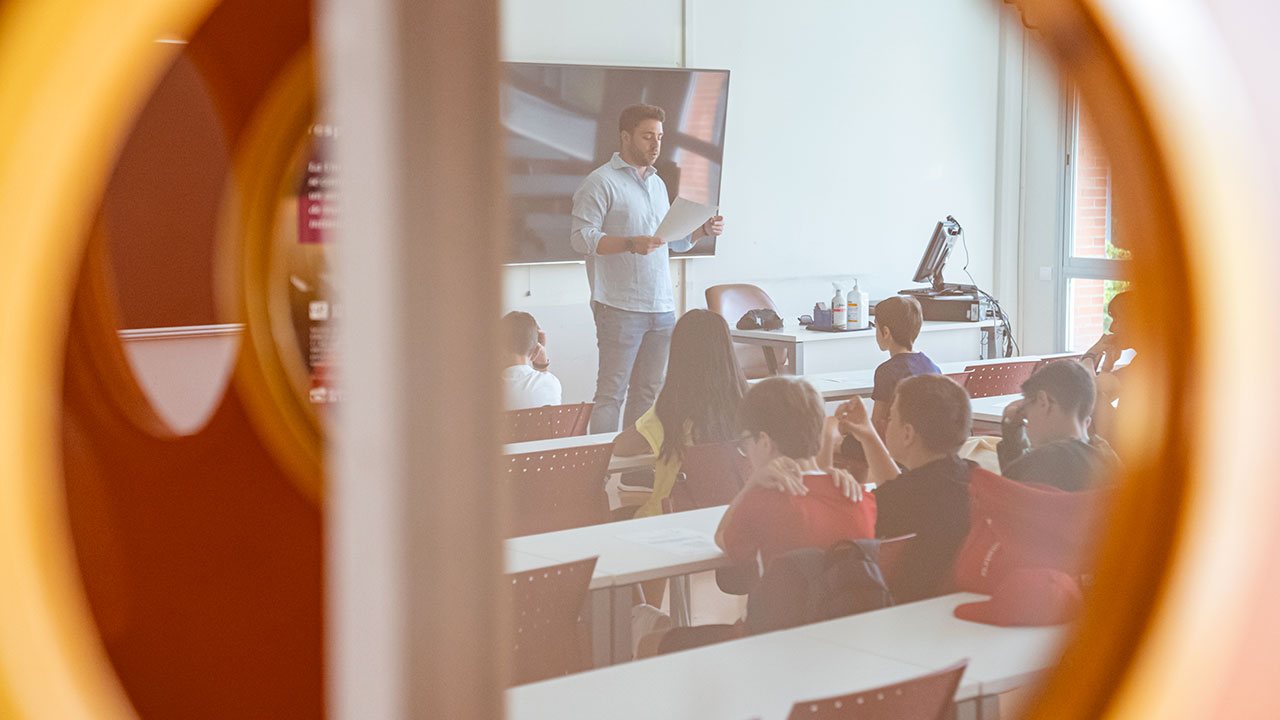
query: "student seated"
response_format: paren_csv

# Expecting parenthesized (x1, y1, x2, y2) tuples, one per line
(833, 374, 975, 602)
(714, 377, 874, 567)
(500, 311, 562, 411)
(866, 295, 940, 437)
(997, 360, 1121, 491)
(613, 309, 749, 517)
(1079, 291, 1134, 443)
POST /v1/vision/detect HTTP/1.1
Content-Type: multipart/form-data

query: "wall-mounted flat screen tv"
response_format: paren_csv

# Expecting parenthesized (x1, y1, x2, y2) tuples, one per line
(501, 62, 730, 264)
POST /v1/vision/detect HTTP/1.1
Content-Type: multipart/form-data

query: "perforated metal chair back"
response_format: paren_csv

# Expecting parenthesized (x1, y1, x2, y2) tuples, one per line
(943, 371, 972, 388)
(705, 283, 786, 378)
(667, 439, 752, 513)
(505, 444, 613, 537)
(786, 660, 968, 720)
(505, 402, 594, 443)
(962, 360, 1039, 398)
(507, 556, 598, 686)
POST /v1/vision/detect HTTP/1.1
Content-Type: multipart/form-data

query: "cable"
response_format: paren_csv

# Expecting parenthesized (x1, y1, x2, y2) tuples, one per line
(957, 227, 1020, 357)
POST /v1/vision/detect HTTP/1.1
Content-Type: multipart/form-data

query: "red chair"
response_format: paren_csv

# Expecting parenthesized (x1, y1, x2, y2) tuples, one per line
(962, 360, 1039, 398)
(943, 371, 971, 388)
(786, 660, 968, 720)
(705, 283, 788, 378)
(504, 444, 613, 537)
(874, 533, 917, 601)
(665, 439, 752, 513)
(505, 402, 593, 444)
(508, 556, 598, 686)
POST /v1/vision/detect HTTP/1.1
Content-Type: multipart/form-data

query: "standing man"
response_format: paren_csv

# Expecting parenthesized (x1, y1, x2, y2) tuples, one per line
(571, 103, 724, 433)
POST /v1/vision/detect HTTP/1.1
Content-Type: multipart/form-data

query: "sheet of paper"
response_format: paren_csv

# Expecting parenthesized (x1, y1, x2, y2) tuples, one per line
(654, 197, 717, 243)
(617, 527, 721, 556)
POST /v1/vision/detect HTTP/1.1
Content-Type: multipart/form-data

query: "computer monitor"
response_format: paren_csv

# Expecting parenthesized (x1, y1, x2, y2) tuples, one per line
(905, 215, 974, 295)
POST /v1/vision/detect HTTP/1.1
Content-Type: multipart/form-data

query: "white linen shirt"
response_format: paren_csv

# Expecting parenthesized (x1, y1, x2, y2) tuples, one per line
(570, 153, 694, 313)
(502, 364, 563, 411)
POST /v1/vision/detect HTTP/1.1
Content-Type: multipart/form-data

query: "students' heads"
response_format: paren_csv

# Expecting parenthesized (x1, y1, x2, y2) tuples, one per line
(618, 104, 665, 167)
(1105, 291, 1131, 343)
(654, 309, 748, 459)
(873, 295, 924, 351)
(738, 377, 825, 466)
(885, 374, 972, 464)
(501, 311, 539, 359)
(1020, 360, 1097, 445)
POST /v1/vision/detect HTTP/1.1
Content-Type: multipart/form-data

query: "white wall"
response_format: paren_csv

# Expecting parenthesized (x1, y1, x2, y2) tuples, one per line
(501, 0, 1063, 402)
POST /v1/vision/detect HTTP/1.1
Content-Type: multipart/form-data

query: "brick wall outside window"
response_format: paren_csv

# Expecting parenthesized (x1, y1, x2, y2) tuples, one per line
(1069, 116, 1110, 350)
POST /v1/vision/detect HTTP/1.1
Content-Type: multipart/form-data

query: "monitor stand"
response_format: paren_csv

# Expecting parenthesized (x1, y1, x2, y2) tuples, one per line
(901, 281, 978, 297)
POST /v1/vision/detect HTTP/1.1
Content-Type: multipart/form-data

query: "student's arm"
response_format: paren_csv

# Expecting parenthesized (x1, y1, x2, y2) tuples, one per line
(836, 399, 899, 486)
(713, 482, 754, 552)
(612, 425, 652, 457)
(817, 416, 842, 471)
(996, 398, 1030, 473)
(870, 399, 890, 440)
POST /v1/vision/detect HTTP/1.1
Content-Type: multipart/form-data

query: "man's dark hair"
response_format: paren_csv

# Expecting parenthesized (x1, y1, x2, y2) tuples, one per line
(501, 311, 539, 357)
(893, 374, 972, 453)
(619, 104, 666, 134)
(874, 295, 924, 349)
(738, 377, 825, 459)
(1021, 360, 1097, 422)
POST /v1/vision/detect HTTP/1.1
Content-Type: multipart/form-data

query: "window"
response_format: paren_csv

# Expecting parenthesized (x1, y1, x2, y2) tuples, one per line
(1060, 93, 1130, 351)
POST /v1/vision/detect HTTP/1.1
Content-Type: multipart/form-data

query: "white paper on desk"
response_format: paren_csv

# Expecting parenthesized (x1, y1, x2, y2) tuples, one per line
(618, 527, 720, 556)
(654, 197, 717, 243)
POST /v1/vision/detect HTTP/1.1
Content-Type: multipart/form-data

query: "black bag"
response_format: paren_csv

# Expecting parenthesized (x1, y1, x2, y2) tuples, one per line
(736, 308, 783, 331)
(744, 540, 894, 635)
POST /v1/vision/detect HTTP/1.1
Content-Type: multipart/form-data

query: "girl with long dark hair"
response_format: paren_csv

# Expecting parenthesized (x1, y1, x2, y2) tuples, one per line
(614, 309, 749, 517)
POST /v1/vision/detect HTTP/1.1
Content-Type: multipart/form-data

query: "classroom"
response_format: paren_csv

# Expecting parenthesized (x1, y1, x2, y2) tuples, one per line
(1, 0, 1278, 719)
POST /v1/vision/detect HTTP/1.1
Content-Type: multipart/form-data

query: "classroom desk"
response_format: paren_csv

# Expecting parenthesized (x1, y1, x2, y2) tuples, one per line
(731, 319, 995, 375)
(502, 431, 656, 473)
(796, 592, 1066, 717)
(507, 629, 931, 720)
(970, 394, 1021, 424)
(794, 355, 1059, 402)
(507, 592, 1064, 720)
(506, 506, 731, 666)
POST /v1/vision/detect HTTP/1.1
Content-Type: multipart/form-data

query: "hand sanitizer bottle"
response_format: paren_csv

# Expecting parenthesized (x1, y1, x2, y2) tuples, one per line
(849, 278, 870, 329)
(831, 283, 846, 330)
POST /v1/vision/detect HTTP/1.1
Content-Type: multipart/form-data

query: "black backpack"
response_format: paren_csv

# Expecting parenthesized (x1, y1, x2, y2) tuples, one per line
(744, 539, 894, 635)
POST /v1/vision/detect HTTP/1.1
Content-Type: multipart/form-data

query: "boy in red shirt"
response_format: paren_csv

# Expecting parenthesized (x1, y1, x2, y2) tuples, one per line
(714, 377, 876, 566)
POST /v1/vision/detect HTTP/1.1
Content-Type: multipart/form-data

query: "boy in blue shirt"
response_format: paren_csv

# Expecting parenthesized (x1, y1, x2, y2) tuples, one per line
(868, 295, 941, 437)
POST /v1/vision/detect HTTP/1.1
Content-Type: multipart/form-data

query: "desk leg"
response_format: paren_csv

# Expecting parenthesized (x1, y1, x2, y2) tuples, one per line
(590, 588, 612, 668)
(609, 585, 632, 665)
(953, 698, 979, 720)
(669, 575, 692, 627)
(763, 346, 780, 375)
(790, 342, 804, 375)
(978, 694, 1000, 719)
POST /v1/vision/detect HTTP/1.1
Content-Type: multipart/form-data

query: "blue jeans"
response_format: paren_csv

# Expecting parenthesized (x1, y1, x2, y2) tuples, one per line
(589, 301, 676, 433)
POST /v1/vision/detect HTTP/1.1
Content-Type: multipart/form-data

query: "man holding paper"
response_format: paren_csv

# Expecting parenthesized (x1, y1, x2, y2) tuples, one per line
(570, 103, 724, 433)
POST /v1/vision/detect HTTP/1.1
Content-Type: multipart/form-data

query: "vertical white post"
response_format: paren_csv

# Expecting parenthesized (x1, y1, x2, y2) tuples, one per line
(320, 0, 506, 717)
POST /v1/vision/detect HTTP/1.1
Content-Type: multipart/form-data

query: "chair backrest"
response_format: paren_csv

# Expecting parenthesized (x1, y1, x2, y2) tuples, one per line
(504, 402, 594, 443)
(705, 283, 784, 379)
(504, 444, 613, 537)
(508, 556, 598, 686)
(962, 360, 1039, 398)
(786, 660, 968, 720)
(666, 439, 752, 513)
(874, 533, 917, 601)
(943, 371, 971, 388)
